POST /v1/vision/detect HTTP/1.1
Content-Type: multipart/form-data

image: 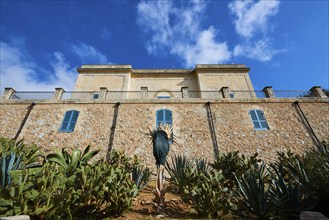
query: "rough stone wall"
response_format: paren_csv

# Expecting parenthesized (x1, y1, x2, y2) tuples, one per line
(113, 103, 213, 168)
(211, 102, 329, 161)
(0, 104, 30, 138)
(0, 100, 328, 169)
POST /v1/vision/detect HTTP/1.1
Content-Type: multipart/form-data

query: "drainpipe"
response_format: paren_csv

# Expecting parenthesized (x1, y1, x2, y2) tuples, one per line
(13, 102, 36, 141)
(205, 101, 219, 160)
(106, 102, 120, 160)
(293, 101, 321, 147)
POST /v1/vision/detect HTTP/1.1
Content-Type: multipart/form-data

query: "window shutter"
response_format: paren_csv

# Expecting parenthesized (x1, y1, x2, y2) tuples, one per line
(60, 111, 72, 131)
(59, 110, 79, 132)
(68, 111, 79, 132)
(249, 109, 269, 130)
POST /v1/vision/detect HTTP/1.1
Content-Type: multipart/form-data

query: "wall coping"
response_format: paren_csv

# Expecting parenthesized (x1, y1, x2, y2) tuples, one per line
(1, 97, 328, 105)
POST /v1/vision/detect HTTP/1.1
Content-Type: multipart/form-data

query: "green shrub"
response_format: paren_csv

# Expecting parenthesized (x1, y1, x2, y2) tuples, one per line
(191, 170, 233, 218)
(233, 163, 276, 219)
(0, 138, 42, 168)
(71, 161, 138, 218)
(165, 155, 196, 195)
(0, 137, 42, 189)
(46, 145, 99, 175)
(210, 151, 260, 189)
(132, 165, 151, 194)
(0, 147, 141, 219)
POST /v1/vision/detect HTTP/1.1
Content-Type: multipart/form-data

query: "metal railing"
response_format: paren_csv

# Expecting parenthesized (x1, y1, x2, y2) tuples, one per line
(6, 90, 325, 101)
(274, 90, 317, 98)
(61, 91, 100, 100)
(9, 92, 54, 100)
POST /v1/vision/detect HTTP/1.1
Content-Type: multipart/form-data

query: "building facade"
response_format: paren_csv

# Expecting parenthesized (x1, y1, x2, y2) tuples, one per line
(1, 64, 328, 168)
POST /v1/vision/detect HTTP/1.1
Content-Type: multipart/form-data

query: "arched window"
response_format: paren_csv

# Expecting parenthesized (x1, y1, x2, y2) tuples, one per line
(156, 109, 172, 127)
(249, 109, 269, 130)
(59, 110, 80, 132)
(156, 91, 171, 99)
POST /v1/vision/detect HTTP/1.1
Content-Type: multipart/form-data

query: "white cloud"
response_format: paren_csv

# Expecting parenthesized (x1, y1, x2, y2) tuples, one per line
(228, 0, 283, 62)
(233, 39, 285, 62)
(137, 0, 231, 67)
(228, 0, 280, 39)
(173, 27, 231, 67)
(71, 42, 109, 64)
(0, 41, 77, 92)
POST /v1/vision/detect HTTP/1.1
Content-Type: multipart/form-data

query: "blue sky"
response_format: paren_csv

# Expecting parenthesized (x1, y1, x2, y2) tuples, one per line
(1, 0, 328, 92)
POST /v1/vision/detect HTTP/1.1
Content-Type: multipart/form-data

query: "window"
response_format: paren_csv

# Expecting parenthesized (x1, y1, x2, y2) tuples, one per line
(156, 91, 171, 99)
(229, 92, 235, 98)
(156, 109, 173, 142)
(59, 110, 79, 132)
(92, 93, 100, 99)
(156, 109, 172, 127)
(249, 109, 269, 130)
(157, 96, 171, 99)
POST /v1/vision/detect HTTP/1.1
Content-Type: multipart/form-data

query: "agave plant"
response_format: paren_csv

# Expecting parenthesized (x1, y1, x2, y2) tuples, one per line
(0, 152, 22, 188)
(0, 138, 42, 168)
(132, 165, 151, 194)
(234, 162, 276, 220)
(165, 155, 195, 194)
(1, 137, 42, 188)
(46, 145, 99, 174)
(269, 162, 311, 218)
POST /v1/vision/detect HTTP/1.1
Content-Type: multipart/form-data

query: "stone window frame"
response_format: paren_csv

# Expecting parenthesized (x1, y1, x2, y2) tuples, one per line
(156, 109, 173, 143)
(249, 109, 269, 130)
(59, 110, 80, 132)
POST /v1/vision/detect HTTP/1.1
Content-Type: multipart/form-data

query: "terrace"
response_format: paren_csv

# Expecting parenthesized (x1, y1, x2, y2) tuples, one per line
(1, 86, 327, 102)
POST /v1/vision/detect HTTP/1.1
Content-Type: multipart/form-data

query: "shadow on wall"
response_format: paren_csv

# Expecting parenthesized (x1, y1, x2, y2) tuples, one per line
(106, 102, 120, 160)
(292, 101, 321, 147)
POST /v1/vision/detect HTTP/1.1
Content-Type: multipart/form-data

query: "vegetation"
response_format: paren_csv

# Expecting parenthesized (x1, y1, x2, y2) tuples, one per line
(1, 137, 329, 219)
(0, 137, 150, 219)
(166, 142, 329, 219)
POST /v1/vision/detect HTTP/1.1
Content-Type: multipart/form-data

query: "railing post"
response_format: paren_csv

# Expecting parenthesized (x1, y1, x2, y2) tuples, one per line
(181, 87, 189, 98)
(262, 86, 276, 98)
(52, 88, 65, 100)
(100, 87, 108, 100)
(310, 86, 327, 98)
(3, 88, 16, 99)
(141, 87, 148, 99)
(220, 87, 229, 98)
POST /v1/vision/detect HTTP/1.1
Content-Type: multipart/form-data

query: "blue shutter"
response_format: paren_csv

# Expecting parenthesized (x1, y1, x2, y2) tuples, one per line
(68, 111, 79, 132)
(60, 111, 71, 131)
(59, 110, 79, 132)
(250, 109, 269, 130)
(165, 110, 172, 125)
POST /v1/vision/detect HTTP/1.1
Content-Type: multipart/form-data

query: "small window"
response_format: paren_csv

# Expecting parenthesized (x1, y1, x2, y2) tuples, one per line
(156, 109, 173, 142)
(156, 109, 172, 127)
(59, 110, 79, 132)
(229, 92, 235, 98)
(157, 96, 171, 99)
(249, 109, 269, 130)
(156, 91, 171, 99)
(92, 93, 100, 99)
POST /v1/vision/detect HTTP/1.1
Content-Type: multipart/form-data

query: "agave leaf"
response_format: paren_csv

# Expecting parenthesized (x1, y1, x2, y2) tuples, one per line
(81, 148, 99, 164)
(70, 149, 82, 170)
(46, 152, 68, 169)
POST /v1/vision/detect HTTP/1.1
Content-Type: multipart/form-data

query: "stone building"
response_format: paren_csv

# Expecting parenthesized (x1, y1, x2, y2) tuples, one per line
(1, 64, 328, 167)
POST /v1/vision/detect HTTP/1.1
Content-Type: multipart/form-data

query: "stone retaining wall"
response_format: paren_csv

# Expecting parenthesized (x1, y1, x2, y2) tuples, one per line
(0, 99, 328, 169)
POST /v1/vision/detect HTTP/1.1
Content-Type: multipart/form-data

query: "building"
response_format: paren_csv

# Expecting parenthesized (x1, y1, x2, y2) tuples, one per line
(1, 64, 328, 167)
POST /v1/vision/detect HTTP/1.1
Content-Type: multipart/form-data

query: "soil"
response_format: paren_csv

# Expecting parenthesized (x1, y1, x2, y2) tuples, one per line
(116, 181, 199, 219)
